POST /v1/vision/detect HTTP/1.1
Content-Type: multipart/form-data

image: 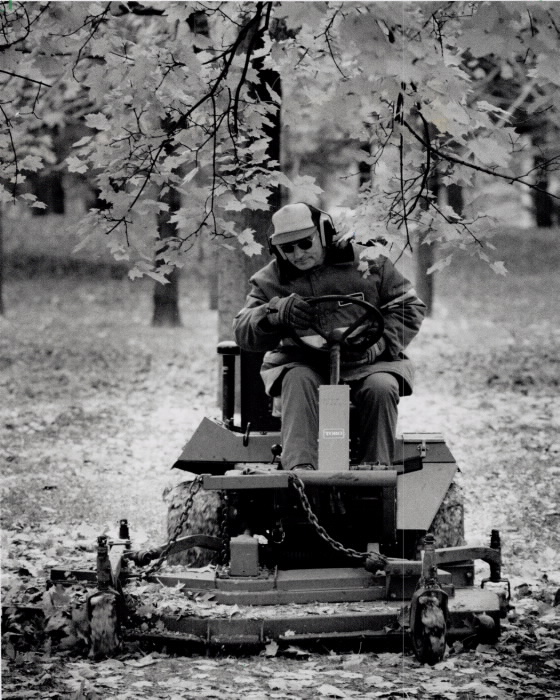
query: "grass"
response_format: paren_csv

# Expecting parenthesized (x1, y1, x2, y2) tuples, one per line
(436, 227, 560, 324)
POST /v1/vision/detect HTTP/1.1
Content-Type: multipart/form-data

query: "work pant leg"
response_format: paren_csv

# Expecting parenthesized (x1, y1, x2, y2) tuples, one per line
(349, 372, 400, 465)
(280, 365, 324, 469)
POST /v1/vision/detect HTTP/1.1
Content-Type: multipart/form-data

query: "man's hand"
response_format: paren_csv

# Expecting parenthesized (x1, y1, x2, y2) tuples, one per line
(341, 338, 386, 365)
(266, 294, 315, 330)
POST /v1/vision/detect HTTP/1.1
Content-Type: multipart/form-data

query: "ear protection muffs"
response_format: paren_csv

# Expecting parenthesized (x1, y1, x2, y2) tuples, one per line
(268, 203, 337, 259)
(308, 205, 336, 248)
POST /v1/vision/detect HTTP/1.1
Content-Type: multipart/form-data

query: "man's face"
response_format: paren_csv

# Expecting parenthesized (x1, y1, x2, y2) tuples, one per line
(279, 230, 326, 271)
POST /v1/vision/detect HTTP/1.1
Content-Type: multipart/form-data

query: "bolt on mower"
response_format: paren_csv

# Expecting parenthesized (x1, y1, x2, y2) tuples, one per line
(49, 295, 510, 663)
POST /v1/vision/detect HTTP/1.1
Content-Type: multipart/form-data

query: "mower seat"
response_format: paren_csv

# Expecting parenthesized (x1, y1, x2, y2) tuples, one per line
(217, 341, 280, 433)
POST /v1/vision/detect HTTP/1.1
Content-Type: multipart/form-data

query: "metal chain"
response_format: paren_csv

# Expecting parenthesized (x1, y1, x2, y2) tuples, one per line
(142, 474, 205, 578)
(288, 472, 388, 567)
(218, 490, 230, 566)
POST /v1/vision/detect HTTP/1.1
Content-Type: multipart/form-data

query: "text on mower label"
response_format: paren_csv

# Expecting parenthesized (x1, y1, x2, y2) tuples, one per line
(323, 429, 346, 439)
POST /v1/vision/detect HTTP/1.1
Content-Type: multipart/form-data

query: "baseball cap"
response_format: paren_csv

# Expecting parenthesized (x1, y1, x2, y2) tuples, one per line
(270, 203, 317, 245)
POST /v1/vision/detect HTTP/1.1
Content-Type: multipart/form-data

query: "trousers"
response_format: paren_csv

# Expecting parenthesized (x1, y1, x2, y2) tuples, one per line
(280, 365, 400, 469)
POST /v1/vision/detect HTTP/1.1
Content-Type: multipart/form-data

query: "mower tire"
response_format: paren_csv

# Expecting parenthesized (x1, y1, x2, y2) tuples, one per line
(164, 479, 224, 566)
(429, 481, 465, 548)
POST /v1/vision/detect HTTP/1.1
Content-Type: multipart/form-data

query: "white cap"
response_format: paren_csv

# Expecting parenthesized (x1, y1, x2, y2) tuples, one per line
(270, 203, 316, 245)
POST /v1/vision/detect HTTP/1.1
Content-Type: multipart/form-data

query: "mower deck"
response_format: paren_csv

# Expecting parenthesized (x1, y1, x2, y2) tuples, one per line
(50, 553, 503, 651)
(126, 586, 501, 650)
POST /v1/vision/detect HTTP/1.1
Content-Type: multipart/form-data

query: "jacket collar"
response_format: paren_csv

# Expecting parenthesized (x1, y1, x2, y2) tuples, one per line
(277, 242, 356, 282)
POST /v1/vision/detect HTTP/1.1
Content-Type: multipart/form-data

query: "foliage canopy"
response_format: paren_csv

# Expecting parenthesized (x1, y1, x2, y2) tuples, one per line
(2, 1, 560, 278)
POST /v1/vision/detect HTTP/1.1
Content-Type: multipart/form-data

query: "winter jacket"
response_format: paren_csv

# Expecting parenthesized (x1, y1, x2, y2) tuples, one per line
(233, 243, 426, 397)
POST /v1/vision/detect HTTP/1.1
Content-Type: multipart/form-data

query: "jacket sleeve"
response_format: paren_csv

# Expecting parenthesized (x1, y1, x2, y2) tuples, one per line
(375, 257, 426, 360)
(233, 279, 284, 352)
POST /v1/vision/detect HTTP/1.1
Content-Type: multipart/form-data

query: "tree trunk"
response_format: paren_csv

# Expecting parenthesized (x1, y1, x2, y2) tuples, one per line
(30, 171, 65, 215)
(30, 126, 71, 216)
(152, 269, 181, 327)
(533, 154, 553, 227)
(217, 206, 280, 342)
(446, 183, 464, 216)
(218, 246, 250, 342)
(358, 141, 372, 189)
(152, 10, 211, 327)
(208, 246, 219, 311)
(217, 48, 281, 341)
(216, 35, 282, 417)
(152, 185, 182, 327)
(217, 209, 278, 415)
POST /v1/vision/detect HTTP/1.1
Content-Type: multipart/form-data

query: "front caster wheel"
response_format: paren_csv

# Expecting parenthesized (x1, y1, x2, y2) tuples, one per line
(88, 590, 120, 659)
(410, 591, 447, 665)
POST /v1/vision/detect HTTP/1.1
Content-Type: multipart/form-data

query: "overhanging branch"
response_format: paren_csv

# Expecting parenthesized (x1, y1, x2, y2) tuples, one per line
(404, 118, 560, 201)
(0, 69, 52, 87)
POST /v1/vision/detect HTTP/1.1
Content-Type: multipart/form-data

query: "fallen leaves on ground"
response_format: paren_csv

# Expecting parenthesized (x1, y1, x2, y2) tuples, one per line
(2, 259, 560, 698)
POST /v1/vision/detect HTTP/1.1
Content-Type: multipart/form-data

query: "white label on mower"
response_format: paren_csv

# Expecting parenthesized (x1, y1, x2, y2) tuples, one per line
(323, 429, 346, 439)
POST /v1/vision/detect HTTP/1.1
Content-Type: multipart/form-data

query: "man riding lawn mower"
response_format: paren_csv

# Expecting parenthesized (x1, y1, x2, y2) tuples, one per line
(233, 201, 425, 470)
(51, 204, 510, 664)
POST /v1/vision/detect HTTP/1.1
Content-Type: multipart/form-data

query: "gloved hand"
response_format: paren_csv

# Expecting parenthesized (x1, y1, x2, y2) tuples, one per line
(266, 294, 315, 330)
(341, 337, 386, 365)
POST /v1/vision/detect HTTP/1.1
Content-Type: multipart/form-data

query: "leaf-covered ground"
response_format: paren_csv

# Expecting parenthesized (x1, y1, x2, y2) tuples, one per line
(2, 227, 560, 698)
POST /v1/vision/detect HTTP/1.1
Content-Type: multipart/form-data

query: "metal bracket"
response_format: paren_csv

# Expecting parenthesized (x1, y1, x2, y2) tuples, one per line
(481, 577, 511, 611)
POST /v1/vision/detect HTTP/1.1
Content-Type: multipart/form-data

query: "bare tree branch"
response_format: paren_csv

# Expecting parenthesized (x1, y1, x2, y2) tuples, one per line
(404, 118, 560, 201)
(231, 3, 264, 136)
(0, 69, 52, 87)
(0, 103, 18, 198)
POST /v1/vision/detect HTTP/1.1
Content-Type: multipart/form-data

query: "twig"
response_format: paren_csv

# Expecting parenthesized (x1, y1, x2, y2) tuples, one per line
(405, 112, 431, 218)
(231, 3, 264, 136)
(171, 4, 264, 133)
(103, 141, 167, 236)
(428, 198, 485, 247)
(495, 76, 538, 128)
(99, 3, 270, 239)
(72, 4, 112, 80)
(404, 118, 560, 201)
(398, 133, 412, 251)
(0, 103, 18, 197)
(321, 8, 347, 79)
(0, 69, 52, 87)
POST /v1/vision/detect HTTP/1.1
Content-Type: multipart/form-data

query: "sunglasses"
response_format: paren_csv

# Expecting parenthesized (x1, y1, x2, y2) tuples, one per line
(278, 234, 316, 254)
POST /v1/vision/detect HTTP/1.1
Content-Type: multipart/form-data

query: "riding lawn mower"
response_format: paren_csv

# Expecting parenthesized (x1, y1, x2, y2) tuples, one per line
(49, 295, 510, 664)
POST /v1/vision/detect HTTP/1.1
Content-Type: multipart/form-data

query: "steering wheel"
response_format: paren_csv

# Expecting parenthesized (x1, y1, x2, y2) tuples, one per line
(289, 294, 384, 354)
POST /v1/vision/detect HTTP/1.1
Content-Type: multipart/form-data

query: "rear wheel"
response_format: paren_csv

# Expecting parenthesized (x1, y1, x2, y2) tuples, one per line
(429, 481, 465, 548)
(164, 479, 224, 566)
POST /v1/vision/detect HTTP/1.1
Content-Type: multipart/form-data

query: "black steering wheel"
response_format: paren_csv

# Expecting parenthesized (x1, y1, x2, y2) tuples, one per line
(289, 294, 384, 354)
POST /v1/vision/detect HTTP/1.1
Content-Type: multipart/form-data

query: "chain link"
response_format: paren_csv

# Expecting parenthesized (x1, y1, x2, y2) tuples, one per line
(288, 472, 388, 567)
(142, 474, 205, 578)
